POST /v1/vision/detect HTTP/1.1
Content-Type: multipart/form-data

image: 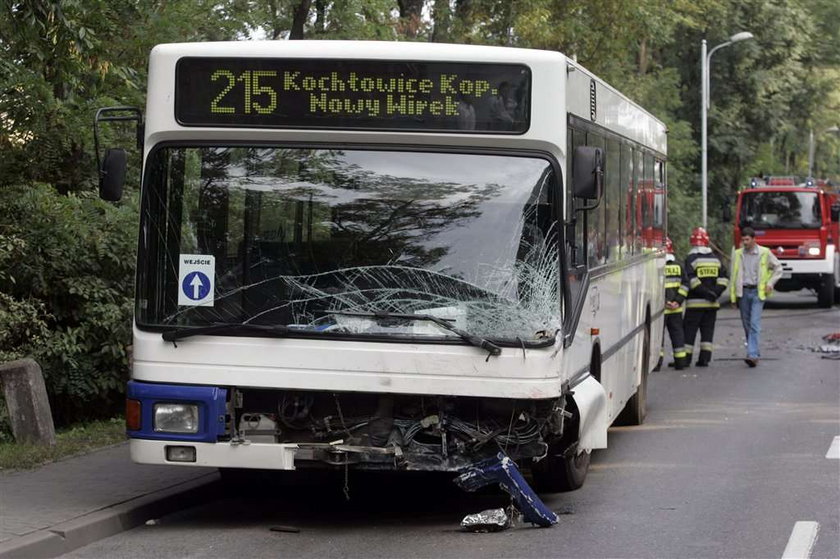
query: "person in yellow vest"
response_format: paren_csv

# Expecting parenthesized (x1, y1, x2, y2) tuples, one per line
(729, 226, 783, 367)
(654, 237, 689, 371)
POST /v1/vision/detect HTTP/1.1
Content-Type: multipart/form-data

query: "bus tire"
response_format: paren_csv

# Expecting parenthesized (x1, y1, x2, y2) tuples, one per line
(817, 274, 834, 308)
(530, 442, 591, 493)
(530, 395, 591, 493)
(617, 322, 649, 426)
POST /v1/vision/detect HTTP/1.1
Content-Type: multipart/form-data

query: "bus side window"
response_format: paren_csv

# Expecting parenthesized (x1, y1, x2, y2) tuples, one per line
(621, 143, 634, 256)
(643, 153, 654, 248)
(586, 132, 606, 268)
(606, 138, 621, 263)
(653, 158, 666, 246)
(634, 150, 644, 253)
(567, 126, 587, 268)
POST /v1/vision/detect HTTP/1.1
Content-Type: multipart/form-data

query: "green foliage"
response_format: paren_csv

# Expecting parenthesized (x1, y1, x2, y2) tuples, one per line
(0, 184, 138, 423)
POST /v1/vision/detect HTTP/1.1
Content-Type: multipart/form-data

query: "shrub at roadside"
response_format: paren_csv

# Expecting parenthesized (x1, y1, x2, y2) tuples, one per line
(0, 183, 138, 425)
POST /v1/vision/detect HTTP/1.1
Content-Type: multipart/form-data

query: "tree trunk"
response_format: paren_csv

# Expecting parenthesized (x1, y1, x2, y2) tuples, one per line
(431, 0, 451, 42)
(638, 38, 648, 75)
(290, 0, 312, 40)
(397, 0, 424, 38)
(315, 0, 327, 33)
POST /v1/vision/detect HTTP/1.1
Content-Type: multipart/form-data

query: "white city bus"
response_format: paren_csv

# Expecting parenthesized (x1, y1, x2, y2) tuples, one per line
(98, 41, 666, 492)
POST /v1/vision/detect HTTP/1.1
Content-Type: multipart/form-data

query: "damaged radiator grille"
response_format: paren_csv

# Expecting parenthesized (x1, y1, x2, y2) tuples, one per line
(230, 390, 563, 471)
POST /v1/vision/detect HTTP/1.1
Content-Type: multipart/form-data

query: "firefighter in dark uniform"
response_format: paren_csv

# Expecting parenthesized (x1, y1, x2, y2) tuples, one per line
(655, 237, 689, 370)
(683, 227, 729, 367)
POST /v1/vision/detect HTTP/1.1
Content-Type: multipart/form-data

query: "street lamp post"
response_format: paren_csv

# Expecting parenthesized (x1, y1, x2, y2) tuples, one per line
(700, 31, 754, 229)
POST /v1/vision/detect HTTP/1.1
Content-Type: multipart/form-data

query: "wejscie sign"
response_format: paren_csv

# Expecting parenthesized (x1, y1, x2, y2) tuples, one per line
(178, 255, 215, 306)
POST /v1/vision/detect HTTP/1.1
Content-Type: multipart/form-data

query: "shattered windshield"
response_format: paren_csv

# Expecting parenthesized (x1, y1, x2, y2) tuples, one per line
(740, 191, 822, 229)
(137, 147, 561, 343)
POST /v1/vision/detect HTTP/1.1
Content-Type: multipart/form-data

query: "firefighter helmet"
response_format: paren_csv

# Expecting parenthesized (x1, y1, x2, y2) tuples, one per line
(665, 237, 674, 254)
(690, 227, 710, 247)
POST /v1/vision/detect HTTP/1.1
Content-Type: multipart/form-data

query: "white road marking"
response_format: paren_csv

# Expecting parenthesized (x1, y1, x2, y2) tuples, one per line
(826, 436, 840, 459)
(781, 521, 819, 559)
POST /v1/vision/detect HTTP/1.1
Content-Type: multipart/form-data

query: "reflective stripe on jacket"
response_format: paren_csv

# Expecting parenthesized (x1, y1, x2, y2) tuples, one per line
(664, 260, 688, 315)
(685, 249, 728, 309)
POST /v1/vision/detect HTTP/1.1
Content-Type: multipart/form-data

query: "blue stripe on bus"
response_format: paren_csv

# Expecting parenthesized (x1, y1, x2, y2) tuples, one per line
(127, 380, 227, 443)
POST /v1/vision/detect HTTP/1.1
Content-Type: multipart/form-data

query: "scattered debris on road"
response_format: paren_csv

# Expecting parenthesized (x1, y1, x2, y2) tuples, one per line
(460, 508, 511, 532)
(814, 333, 840, 358)
(454, 452, 559, 528)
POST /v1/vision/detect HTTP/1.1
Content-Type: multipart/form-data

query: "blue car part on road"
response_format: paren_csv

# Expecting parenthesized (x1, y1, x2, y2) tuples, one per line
(454, 452, 559, 527)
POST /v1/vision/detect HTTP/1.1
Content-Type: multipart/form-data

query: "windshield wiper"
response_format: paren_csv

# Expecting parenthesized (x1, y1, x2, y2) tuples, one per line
(329, 310, 502, 358)
(162, 322, 290, 344)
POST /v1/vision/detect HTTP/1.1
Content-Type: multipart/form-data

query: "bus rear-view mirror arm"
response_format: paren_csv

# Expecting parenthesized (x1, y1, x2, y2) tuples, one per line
(572, 146, 603, 212)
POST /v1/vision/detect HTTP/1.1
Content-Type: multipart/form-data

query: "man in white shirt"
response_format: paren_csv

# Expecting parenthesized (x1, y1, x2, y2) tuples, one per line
(729, 227, 783, 367)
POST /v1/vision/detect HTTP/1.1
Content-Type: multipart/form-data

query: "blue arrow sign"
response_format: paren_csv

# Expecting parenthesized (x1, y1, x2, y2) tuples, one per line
(182, 271, 211, 301)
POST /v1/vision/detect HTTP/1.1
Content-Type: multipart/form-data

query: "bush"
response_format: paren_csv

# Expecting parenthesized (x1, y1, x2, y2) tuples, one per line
(0, 183, 138, 425)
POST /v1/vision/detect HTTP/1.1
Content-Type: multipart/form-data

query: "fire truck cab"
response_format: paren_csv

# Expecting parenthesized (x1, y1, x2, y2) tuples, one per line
(734, 177, 840, 308)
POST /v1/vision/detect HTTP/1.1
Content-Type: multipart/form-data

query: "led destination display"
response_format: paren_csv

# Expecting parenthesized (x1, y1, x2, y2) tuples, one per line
(175, 58, 530, 133)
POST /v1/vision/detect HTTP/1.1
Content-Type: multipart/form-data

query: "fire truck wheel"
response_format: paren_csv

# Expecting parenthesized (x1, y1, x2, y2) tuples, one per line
(817, 274, 834, 308)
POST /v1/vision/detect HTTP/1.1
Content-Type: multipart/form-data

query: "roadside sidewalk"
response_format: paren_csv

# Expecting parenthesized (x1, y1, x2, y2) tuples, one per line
(0, 443, 218, 558)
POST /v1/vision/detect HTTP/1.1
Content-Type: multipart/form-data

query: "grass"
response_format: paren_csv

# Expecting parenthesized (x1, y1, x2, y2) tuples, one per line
(0, 418, 127, 471)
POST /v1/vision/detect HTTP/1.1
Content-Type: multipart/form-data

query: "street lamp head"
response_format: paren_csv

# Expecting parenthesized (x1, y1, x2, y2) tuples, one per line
(729, 31, 754, 43)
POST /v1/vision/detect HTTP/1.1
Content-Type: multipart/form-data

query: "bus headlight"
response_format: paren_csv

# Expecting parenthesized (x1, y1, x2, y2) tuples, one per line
(807, 246, 821, 256)
(154, 403, 199, 433)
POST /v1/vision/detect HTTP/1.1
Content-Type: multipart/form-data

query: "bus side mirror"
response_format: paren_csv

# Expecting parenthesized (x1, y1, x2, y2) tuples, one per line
(722, 204, 732, 223)
(831, 203, 840, 221)
(99, 148, 127, 202)
(93, 106, 143, 202)
(573, 146, 603, 200)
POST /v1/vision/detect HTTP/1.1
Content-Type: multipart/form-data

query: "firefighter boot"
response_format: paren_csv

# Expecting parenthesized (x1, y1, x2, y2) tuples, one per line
(696, 344, 712, 367)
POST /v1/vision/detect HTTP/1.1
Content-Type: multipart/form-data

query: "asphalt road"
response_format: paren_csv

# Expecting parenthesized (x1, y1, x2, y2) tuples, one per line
(65, 291, 840, 558)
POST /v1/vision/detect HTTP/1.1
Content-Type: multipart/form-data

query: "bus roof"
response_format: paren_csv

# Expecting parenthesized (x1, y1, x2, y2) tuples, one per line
(151, 40, 564, 63)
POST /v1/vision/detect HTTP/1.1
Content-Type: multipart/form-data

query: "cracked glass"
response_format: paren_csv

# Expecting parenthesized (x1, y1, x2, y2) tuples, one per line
(137, 147, 561, 344)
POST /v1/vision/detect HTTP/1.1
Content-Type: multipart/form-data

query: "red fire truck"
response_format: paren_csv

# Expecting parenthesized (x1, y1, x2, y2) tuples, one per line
(733, 177, 840, 307)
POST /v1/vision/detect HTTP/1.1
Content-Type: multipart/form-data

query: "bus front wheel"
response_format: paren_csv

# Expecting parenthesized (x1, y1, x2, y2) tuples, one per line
(530, 441, 591, 493)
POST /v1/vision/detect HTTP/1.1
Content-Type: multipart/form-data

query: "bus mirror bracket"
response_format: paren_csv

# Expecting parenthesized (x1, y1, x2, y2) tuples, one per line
(572, 146, 603, 211)
(93, 106, 144, 201)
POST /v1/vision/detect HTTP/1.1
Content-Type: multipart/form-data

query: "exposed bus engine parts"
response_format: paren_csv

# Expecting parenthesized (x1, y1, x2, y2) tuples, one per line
(226, 390, 566, 471)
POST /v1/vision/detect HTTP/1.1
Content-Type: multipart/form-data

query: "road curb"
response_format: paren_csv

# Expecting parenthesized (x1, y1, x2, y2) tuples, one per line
(0, 472, 220, 559)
